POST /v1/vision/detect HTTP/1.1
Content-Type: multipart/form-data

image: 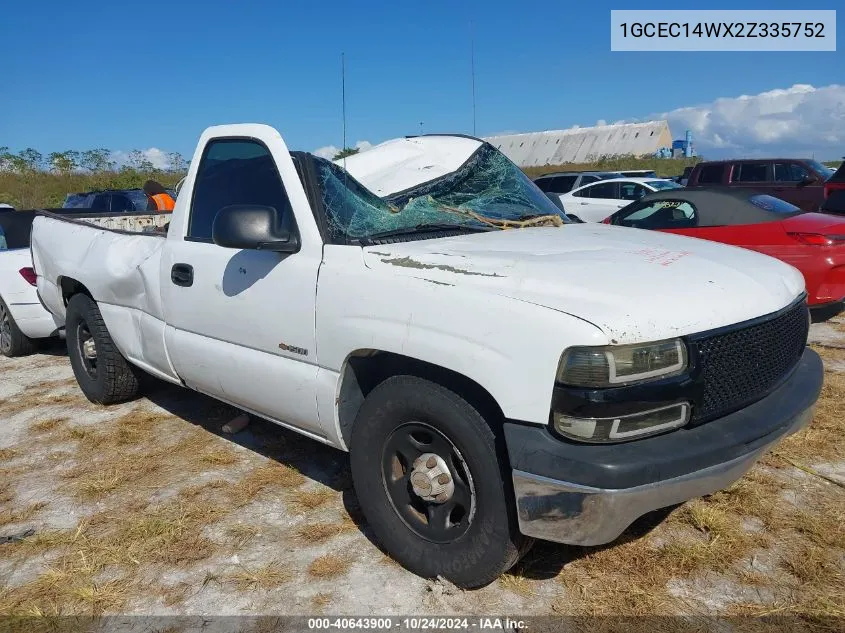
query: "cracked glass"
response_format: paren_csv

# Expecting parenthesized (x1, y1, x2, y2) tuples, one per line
(316, 144, 567, 243)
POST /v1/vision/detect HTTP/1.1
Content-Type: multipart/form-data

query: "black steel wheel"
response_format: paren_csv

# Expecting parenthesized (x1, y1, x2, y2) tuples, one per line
(350, 375, 530, 588)
(382, 422, 476, 544)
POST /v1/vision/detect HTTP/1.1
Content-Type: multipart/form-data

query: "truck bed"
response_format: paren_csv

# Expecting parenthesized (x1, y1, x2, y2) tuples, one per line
(31, 213, 170, 339)
(35, 209, 171, 234)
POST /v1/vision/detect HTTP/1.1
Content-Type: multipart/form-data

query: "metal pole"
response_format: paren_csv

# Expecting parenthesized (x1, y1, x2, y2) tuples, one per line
(470, 20, 477, 136)
(342, 52, 347, 153)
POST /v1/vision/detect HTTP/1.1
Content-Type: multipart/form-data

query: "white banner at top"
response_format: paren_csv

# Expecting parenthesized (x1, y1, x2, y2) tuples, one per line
(611, 10, 836, 52)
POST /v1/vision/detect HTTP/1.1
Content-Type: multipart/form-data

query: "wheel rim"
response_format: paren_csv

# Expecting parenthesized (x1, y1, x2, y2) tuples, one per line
(381, 422, 476, 544)
(0, 303, 11, 353)
(76, 320, 98, 378)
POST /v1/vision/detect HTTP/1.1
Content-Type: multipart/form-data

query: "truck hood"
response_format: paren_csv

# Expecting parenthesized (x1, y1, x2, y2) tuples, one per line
(362, 225, 805, 344)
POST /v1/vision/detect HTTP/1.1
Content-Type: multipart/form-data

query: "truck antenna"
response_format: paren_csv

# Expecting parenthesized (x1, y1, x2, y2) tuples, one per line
(470, 20, 477, 136)
(341, 52, 347, 161)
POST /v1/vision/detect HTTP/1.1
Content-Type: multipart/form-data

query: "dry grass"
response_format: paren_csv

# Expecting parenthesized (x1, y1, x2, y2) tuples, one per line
(295, 521, 355, 543)
(0, 447, 21, 461)
(311, 592, 333, 608)
(780, 366, 845, 462)
(229, 463, 305, 504)
(308, 554, 352, 579)
(29, 417, 68, 433)
(0, 334, 841, 617)
(0, 501, 47, 528)
(200, 449, 239, 466)
(0, 564, 132, 616)
(706, 468, 786, 530)
(226, 524, 261, 547)
(499, 572, 533, 596)
(178, 479, 232, 500)
(0, 381, 86, 418)
(285, 488, 334, 513)
(780, 544, 842, 585)
(227, 562, 293, 591)
(789, 498, 845, 549)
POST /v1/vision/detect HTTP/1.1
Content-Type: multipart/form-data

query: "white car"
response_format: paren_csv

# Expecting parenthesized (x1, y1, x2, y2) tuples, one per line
(556, 177, 683, 223)
(31, 125, 821, 588)
(0, 213, 60, 356)
(0, 247, 57, 357)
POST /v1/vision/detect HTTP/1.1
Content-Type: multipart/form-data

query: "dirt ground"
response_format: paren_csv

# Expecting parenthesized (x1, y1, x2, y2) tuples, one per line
(1, 318, 844, 630)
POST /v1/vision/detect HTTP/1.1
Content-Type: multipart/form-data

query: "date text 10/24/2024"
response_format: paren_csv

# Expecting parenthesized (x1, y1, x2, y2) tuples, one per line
(307, 618, 527, 631)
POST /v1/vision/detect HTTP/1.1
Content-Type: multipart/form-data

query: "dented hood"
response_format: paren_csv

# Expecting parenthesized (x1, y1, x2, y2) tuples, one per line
(362, 224, 805, 344)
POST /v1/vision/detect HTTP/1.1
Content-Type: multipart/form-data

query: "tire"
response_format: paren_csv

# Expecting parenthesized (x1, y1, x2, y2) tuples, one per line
(350, 375, 529, 588)
(65, 293, 140, 404)
(0, 297, 39, 357)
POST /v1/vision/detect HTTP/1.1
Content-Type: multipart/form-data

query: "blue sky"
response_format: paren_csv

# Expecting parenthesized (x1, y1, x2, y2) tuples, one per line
(1, 0, 842, 161)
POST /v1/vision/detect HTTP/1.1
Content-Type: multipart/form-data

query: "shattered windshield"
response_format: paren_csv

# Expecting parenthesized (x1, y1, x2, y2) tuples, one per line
(317, 143, 567, 244)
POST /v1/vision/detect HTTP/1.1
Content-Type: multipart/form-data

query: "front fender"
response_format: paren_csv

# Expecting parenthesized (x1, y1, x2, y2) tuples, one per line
(316, 255, 608, 425)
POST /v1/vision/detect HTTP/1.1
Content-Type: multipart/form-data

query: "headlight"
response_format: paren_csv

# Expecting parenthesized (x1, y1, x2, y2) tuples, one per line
(557, 339, 687, 388)
(554, 403, 690, 443)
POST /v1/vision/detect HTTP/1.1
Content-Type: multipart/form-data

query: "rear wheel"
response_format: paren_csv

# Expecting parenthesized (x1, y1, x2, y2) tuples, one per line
(350, 375, 529, 588)
(0, 297, 39, 357)
(65, 293, 140, 404)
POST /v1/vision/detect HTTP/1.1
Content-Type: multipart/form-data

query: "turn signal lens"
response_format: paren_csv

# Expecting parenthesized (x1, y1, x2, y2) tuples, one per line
(554, 403, 691, 443)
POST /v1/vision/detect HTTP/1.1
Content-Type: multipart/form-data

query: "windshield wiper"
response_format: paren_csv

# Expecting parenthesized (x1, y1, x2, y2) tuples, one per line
(356, 223, 496, 245)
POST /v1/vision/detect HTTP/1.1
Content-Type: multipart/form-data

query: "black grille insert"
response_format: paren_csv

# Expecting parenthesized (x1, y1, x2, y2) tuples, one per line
(690, 300, 809, 422)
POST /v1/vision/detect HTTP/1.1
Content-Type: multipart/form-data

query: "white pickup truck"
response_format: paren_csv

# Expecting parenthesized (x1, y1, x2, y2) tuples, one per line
(30, 124, 822, 588)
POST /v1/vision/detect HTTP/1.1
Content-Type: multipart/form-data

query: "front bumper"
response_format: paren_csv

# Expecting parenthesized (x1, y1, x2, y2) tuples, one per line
(507, 348, 822, 546)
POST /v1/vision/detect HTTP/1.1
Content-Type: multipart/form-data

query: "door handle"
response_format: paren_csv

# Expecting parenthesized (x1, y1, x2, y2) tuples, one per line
(171, 263, 194, 287)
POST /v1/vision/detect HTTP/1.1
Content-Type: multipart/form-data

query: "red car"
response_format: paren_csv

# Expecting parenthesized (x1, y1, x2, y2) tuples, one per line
(606, 189, 845, 321)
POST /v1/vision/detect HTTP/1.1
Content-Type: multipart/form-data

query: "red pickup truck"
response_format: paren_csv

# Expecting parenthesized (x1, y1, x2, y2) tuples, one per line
(686, 159, 833, 212)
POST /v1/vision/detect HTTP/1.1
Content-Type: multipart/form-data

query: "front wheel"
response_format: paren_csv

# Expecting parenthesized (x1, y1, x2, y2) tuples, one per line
(0, 297, 39, 357)
(65, 293, 140, 404)
(350, 375, 529, 588)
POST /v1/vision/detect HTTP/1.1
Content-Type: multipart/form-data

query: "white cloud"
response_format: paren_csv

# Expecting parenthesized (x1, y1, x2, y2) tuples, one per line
(313, 140, 373, 160)
(111, 147, 173, 170)
(313, 145, 340, 160)
(657, 83, 845, 158)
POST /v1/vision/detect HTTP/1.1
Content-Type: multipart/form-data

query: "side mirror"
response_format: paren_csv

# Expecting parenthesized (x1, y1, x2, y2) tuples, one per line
(212, 205, 300, 253)
(799, 175, 819, 187)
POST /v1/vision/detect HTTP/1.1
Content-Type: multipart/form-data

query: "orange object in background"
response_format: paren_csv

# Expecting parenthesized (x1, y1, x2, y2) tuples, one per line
(150, 192, 175, 211)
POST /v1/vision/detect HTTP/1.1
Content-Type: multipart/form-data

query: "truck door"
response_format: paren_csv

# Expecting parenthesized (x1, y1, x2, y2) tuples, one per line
(160, 132, 324, 438)
(773, 161, 822, 212)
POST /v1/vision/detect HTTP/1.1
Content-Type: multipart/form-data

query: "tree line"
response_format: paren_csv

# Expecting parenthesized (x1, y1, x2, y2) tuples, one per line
(0, 147, 188, 174)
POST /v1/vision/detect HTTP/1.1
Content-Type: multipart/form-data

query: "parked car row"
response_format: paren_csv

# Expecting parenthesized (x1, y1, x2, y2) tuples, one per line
(534, 169, 658, 195)
(63, 187, 177, 212)
(535, 158, 840, 216)
(16, 125, 823, 589)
